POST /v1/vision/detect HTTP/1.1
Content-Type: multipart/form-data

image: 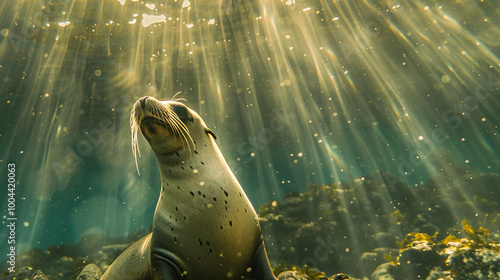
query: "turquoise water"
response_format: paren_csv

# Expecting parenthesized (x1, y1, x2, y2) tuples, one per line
(0, 0, 499, 278)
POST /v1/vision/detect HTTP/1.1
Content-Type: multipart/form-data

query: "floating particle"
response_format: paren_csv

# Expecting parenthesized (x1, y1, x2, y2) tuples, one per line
(58, 21, 71, 27)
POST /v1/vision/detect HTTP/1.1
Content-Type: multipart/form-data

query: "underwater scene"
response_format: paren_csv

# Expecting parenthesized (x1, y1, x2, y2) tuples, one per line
(1, 0, 499, 279)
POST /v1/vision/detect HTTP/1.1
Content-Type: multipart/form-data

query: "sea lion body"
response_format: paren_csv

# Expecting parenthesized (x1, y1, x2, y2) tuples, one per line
(101, 97, 276, 280)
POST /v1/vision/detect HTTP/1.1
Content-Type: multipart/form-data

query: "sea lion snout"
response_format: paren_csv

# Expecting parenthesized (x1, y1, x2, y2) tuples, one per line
(131, 96, 196, 159)
(133, 96, 159, 120)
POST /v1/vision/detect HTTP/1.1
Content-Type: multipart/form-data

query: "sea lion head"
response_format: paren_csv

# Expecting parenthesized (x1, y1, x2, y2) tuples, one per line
(130, 96, 215, 172)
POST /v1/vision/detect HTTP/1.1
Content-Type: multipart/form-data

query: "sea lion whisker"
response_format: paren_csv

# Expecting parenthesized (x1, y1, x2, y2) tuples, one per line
(130, 108, 142, 175)
(177, 117, 195, 152)
(171, 91, 187, 102)
(169, 113, 195, 154)
(167, 115, 183, 142)
(155, 102, 195, 153)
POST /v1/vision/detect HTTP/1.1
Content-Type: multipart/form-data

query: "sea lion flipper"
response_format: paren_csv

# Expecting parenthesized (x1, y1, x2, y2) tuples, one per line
(101, 234, 152, 280)
(248, 241, 278, 280)
(151, 248, 186, 280)
(151, 264, 180, 280)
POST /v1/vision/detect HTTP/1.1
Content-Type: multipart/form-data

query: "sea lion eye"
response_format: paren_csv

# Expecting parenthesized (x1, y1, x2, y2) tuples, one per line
(172, 104, 193, 122)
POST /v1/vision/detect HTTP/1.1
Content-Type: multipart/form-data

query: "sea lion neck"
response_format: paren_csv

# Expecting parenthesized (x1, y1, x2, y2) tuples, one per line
(156, 136, 229, 184)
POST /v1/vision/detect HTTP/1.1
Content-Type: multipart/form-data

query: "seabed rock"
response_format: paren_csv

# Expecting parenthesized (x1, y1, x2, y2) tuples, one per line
(3, 266, 49, 280)
(76, 263, 103, 280)
(447, 248, 500, 279)
(386, 244, 447, 279)
(278, 271, 311, 280)
(373, 221, 500, 280)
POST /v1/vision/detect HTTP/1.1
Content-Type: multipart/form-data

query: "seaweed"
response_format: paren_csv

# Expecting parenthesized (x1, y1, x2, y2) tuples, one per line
(389, 209, 405, 224)
(272, 261, 328, 279)
(439, 216, 497, 250)
(383, 253, 400, 266)
(457, 218, 493, 249)
(396, 231, 439, 249)
(386, 217, 499, 272)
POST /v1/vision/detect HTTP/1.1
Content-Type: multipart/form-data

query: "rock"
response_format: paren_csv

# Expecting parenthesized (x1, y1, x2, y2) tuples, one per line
(98, 243, 130, 261)
(3, 266, 49, 280)
(372, 220, 500, 279)
(389, 244, 447, 279)
(76, 263, 103, 280)
(360, 248, 398, 276)
(446, 248, 500, 279)
(370, 263, 394, 280)
(425, 267, 451, 280)
(330, 273, 350, 279)
(278, 271, 311, 280)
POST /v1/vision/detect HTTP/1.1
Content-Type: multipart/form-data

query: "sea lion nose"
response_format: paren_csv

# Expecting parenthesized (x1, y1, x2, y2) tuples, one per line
(140, 96, 150, 109)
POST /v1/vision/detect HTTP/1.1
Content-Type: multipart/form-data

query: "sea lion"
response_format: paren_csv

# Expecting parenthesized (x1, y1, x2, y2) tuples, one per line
(100, 96, 277, 280)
